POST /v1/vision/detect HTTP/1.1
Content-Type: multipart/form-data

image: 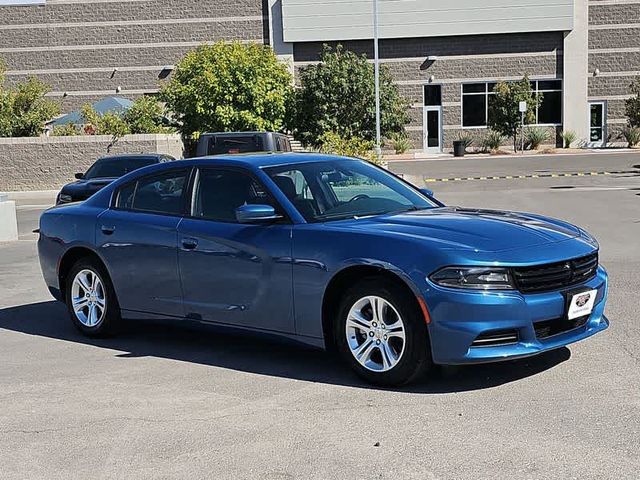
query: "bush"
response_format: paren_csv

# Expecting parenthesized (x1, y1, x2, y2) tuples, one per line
(621, 126, 640, 147)
(290, 45, 409, 147)
(161, 41, 293, 137)
(317, 131, 377, 163)
(560, 130, 577, 148)
(386, 132, 412, 154)
(481, 130, 504, 152)
(0, 61, 60, 137)
(455, 132, 474, 152)
(51, 123, 81, 136)
(625, 78, 640, 128)
(123, 96, 174, 134)
(525, 127, 550, 150)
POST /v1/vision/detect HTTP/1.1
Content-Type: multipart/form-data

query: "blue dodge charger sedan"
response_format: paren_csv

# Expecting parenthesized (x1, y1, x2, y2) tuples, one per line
(38, 153, 609, 386)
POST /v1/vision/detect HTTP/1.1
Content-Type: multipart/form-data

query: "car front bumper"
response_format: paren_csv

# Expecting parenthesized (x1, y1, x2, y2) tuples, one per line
(424, 266, 609, 365)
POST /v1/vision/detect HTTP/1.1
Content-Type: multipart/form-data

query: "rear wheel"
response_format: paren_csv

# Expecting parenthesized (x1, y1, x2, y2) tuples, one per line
(65, 258, 120, 336)
(335, 277, 433, 386)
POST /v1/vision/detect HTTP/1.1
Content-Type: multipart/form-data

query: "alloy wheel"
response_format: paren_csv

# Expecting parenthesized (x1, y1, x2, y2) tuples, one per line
(345, 296, 406, 372)
(71, 269, 106, 327)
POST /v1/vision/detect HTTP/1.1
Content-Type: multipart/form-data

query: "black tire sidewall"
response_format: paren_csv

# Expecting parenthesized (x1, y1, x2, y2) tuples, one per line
(65, 258, 119, 336)
(335, 277, 432, 387)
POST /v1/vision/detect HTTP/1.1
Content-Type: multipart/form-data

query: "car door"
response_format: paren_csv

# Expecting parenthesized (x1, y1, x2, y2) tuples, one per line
(96, 168, 190, 317)
(177, 167, 294, 333)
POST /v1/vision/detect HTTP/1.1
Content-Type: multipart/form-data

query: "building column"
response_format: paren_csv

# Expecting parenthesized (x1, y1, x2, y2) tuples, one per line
(268, 0, 294, 76)
(563, 0, 589, 143)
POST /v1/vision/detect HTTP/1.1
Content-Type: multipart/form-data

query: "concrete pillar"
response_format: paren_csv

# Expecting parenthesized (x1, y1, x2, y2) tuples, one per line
(268, 0, 294, 76)
(0, 193, 19, 242)
(563, 0, 589, 144)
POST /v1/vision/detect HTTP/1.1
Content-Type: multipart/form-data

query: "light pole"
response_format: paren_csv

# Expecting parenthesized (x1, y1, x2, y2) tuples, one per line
(373, 0, 382, 161)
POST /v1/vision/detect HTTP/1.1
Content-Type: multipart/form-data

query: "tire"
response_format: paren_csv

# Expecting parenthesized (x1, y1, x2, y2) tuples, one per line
(65, 257, 121, 337)
(334, 277, 433, 387)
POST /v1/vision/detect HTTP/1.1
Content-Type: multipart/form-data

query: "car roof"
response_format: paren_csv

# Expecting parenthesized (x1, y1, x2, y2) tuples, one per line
(199, 131, 287, 138)
(176, 152, 358, 169)
(97, 153, 170, 161)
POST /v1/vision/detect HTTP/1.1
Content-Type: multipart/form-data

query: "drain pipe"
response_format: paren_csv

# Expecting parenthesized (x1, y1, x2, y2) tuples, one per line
(0, 193, 18, 242)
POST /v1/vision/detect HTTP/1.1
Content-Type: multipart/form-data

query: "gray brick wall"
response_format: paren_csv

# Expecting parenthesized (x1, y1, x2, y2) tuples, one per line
(589, 51, 640, 75)
(0, 0, 263, 25)
(588, 1, 640, 134)
(589, 4, 640, 25)
(589, 27, 640, 50)
(0, 134, 184, 191)
(293, 32, 564, 62)
(46, 94, 146, 114)
(589, 76, 638, 98)
(0, 0, 268, 114)
(6, 70, 170, 93)
(0, 20, 263, 49)
(0, 45, 197, 71)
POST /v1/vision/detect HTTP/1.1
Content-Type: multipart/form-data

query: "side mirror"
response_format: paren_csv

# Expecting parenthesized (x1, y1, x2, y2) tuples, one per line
(420, 188, 434, 197)
(235, 204, 282, 224)
(74, 172, 84, 180)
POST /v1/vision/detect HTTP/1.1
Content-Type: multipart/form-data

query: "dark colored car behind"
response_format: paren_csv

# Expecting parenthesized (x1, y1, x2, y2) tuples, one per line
(56, 153, 176, 205)
(195, 132, 291, 157)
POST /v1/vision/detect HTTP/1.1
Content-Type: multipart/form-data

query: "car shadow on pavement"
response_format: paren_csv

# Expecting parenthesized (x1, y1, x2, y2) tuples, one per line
(0, 301, 571, 393)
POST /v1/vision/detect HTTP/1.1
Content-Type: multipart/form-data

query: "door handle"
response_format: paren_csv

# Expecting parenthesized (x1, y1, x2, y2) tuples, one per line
(101, 225, 116, 235)
(181, 238, 198, 250)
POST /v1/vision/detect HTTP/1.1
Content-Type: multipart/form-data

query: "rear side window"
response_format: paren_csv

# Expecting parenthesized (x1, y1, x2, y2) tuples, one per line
(207, 135, 264, 155)
(115, 169, 189, 215)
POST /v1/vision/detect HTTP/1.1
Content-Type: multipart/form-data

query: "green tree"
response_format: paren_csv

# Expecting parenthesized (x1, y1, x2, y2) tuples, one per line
(123, 96, 173, 134)
(0, 59, 60, 137)
(290, 45, 408, 147)
(488, 75, 541, 151)
(160, 41, 293, 137)
(625, 77, 640, 127)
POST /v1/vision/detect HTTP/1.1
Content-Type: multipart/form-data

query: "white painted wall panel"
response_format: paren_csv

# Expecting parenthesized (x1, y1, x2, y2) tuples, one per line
(282, 0, 575, 42)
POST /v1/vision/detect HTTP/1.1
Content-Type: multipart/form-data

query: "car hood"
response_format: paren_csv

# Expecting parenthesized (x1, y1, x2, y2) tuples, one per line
(60, 177, 117, 194)
(337, 207, 584, 253)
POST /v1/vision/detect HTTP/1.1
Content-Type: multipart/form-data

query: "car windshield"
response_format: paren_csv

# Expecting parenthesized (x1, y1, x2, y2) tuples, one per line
(264, 159, 437, 222)
(84, 157, 156, 179)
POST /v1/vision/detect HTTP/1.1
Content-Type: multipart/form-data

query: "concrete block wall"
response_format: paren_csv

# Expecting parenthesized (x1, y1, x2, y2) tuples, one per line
(0, 134, 184, 192)
(0, 0, 268, 112)
(293, 32, 564, 150)
(588, 0, 640, 142)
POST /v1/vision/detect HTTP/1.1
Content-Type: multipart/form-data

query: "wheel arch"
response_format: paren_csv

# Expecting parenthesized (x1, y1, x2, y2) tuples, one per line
(58, 246, 110, 299)
(321, 263, 428, 352)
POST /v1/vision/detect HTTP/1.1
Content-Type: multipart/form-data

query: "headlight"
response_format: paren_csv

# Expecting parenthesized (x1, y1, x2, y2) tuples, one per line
(57, 193, 73, 204)
(430, 267, 515, 290)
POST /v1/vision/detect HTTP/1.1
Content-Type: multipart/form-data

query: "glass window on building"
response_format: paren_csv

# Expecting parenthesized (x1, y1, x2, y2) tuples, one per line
(462, 80, 562, 128)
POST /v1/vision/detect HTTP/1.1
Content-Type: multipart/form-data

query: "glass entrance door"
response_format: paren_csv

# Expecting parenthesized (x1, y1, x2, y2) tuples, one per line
(589, 102, 606, 147)
(423, 84, 443, 153)
(423, 107, 442, 153)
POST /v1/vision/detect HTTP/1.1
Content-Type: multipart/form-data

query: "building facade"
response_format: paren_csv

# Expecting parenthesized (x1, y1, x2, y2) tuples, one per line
(0, 0, 637, 151)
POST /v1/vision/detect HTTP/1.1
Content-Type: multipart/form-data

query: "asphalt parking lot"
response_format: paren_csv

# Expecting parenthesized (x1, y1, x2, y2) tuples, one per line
(1, 152, 639, 479)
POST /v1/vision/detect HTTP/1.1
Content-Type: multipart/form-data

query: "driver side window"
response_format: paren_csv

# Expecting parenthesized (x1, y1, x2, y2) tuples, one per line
(191, 168, 279, 223)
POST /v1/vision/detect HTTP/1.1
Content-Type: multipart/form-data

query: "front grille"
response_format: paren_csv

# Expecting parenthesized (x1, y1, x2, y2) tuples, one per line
(471, 329, 519, 347)
(534, 315, 589, 339)
(512, 253, 598, 293)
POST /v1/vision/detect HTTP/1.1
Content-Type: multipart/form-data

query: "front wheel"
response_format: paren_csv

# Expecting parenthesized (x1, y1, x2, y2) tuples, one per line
(65, 258, 121, 337)
(335, 277, 433, 386)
